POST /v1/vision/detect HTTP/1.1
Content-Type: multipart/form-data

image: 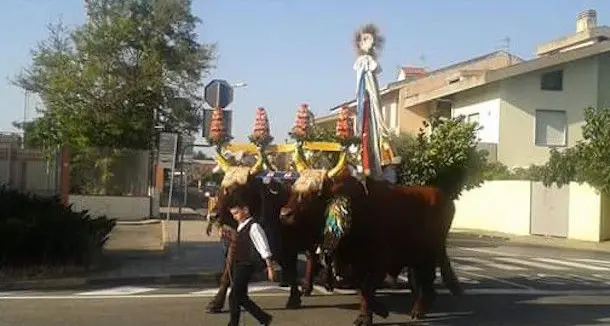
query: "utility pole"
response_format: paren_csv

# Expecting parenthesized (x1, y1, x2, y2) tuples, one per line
(22, 90, 28, 148)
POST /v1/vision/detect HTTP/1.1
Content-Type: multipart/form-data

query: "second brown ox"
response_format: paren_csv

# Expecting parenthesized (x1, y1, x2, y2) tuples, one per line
(279, 148, 463, 325)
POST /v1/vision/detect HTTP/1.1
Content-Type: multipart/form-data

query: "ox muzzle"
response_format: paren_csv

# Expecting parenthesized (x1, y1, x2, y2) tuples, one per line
(279, 207, 294, 224)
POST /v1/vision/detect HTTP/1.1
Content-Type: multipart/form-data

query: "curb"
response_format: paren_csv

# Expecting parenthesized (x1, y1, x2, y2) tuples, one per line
(0, 271, 223, 291)
(0, 277, 88, 291)
(449, 231, 510, 241)
(0, 270, 274, 292)
(116, 219, 163, 226)
(449, 230, 610, 253)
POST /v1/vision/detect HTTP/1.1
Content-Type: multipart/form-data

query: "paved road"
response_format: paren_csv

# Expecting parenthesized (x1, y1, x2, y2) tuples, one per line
(3, 238, 610, 325)
(2, 289, 610, 325)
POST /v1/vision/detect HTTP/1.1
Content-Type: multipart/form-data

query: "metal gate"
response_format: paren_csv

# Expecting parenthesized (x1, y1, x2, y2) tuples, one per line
(530, 182, 570, 237)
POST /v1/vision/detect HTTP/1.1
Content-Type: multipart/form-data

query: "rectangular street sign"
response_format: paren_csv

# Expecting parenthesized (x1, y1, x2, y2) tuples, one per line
(158, 132, 178, 169)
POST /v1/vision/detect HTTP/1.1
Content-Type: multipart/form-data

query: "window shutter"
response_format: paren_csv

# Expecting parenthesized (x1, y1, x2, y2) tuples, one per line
(535, 110, 567, 146)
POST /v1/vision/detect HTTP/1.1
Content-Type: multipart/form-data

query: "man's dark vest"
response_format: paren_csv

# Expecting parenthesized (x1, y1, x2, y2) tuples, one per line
(234, 219, 261, 264)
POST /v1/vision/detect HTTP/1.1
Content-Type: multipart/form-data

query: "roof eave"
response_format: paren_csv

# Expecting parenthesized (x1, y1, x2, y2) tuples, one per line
(402, 42, 610, 108)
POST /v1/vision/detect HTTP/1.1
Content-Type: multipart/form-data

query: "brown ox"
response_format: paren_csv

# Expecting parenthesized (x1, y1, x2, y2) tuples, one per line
(279, 150, 462, 325)
(205, 149, 321, 313)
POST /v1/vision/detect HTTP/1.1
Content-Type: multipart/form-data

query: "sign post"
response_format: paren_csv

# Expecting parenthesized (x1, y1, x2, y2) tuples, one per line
(160, 132, 179, 220)
(203, 79, 235, 141)
(158, 132, 179, 169)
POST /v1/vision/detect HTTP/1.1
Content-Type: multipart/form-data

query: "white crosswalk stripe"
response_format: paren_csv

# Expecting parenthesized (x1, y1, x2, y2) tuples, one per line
(190, 285, 288, 296)
(453, 262, 483, 271)
(447, 256, 610, 272)
(492, 257, 569, 270)
(432, 270, 480, 284)
(574, 258, 610, 266)
(532, 258, 610, 271)
(453, 257, 527, 271)
(77, 286, 156, 296)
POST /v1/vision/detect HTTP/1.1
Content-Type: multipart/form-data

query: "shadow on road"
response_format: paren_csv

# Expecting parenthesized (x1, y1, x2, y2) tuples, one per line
(269, 290, 610, 325)
(277, 277, 610, 326)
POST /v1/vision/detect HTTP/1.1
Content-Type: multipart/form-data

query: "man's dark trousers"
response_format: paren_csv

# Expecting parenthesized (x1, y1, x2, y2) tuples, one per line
(228, 261, 270, 325)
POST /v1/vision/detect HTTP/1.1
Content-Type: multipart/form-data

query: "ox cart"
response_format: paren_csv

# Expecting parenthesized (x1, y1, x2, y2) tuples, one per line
(204, 24, 463, 326)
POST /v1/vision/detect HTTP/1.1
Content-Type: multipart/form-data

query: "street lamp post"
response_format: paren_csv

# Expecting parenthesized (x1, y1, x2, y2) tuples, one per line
(230, 82, 247, 89)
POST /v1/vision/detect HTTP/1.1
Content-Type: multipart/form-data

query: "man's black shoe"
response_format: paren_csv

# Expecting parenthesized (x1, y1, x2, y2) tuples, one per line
(261, 314, 273, 325)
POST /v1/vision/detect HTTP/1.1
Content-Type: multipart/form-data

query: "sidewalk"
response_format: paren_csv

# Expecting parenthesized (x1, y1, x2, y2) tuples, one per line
(1, 220, 227, 291)
(450, 228, 610, 253)
(89, 220, 224, 284)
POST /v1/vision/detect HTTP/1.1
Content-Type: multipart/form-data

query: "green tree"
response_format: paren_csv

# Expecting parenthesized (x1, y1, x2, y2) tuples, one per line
(15, 0, 215, 149)
(14, 0, 215, 194)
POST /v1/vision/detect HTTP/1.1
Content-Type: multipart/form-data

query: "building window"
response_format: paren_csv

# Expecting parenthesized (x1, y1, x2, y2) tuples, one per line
(535, 109, 567, 146)
(435, 100, 452, 118)
(540, 70, 563, 91)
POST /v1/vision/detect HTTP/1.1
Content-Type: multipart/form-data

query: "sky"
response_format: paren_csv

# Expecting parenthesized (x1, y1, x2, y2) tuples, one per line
(1, 0, 609, 148)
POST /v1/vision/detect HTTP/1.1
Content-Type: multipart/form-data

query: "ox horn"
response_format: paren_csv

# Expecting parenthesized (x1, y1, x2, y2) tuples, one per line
(249, 147, 265, 175)
(326, 150, 347, 179)
(292, 142, 309, 172)
(215, 147, 232, 172)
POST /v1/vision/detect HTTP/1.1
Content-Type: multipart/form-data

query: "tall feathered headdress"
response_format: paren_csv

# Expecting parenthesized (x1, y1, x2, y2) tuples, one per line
(353, 23, 385, 59)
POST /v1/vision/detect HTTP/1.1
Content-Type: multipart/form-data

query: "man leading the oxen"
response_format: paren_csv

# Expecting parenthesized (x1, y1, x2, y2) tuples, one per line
(226, 190, 275, 326)
(205, 153, 319, 311)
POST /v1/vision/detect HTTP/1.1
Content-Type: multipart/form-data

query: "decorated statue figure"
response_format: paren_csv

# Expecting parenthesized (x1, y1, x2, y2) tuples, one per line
(353, 24, 395, 180)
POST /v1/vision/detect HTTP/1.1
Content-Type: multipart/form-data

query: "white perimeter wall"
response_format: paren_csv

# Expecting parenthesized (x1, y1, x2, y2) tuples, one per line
(452, 180, 606, 241)
(69, 195, 150, 221)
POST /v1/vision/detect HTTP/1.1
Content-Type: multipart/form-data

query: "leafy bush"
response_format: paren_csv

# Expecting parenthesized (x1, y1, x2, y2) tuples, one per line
(537, 107, 610, 192)
(396, 114, 488, 200)
(481, 162, 545, 181)
(0, 187, 116, 269)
